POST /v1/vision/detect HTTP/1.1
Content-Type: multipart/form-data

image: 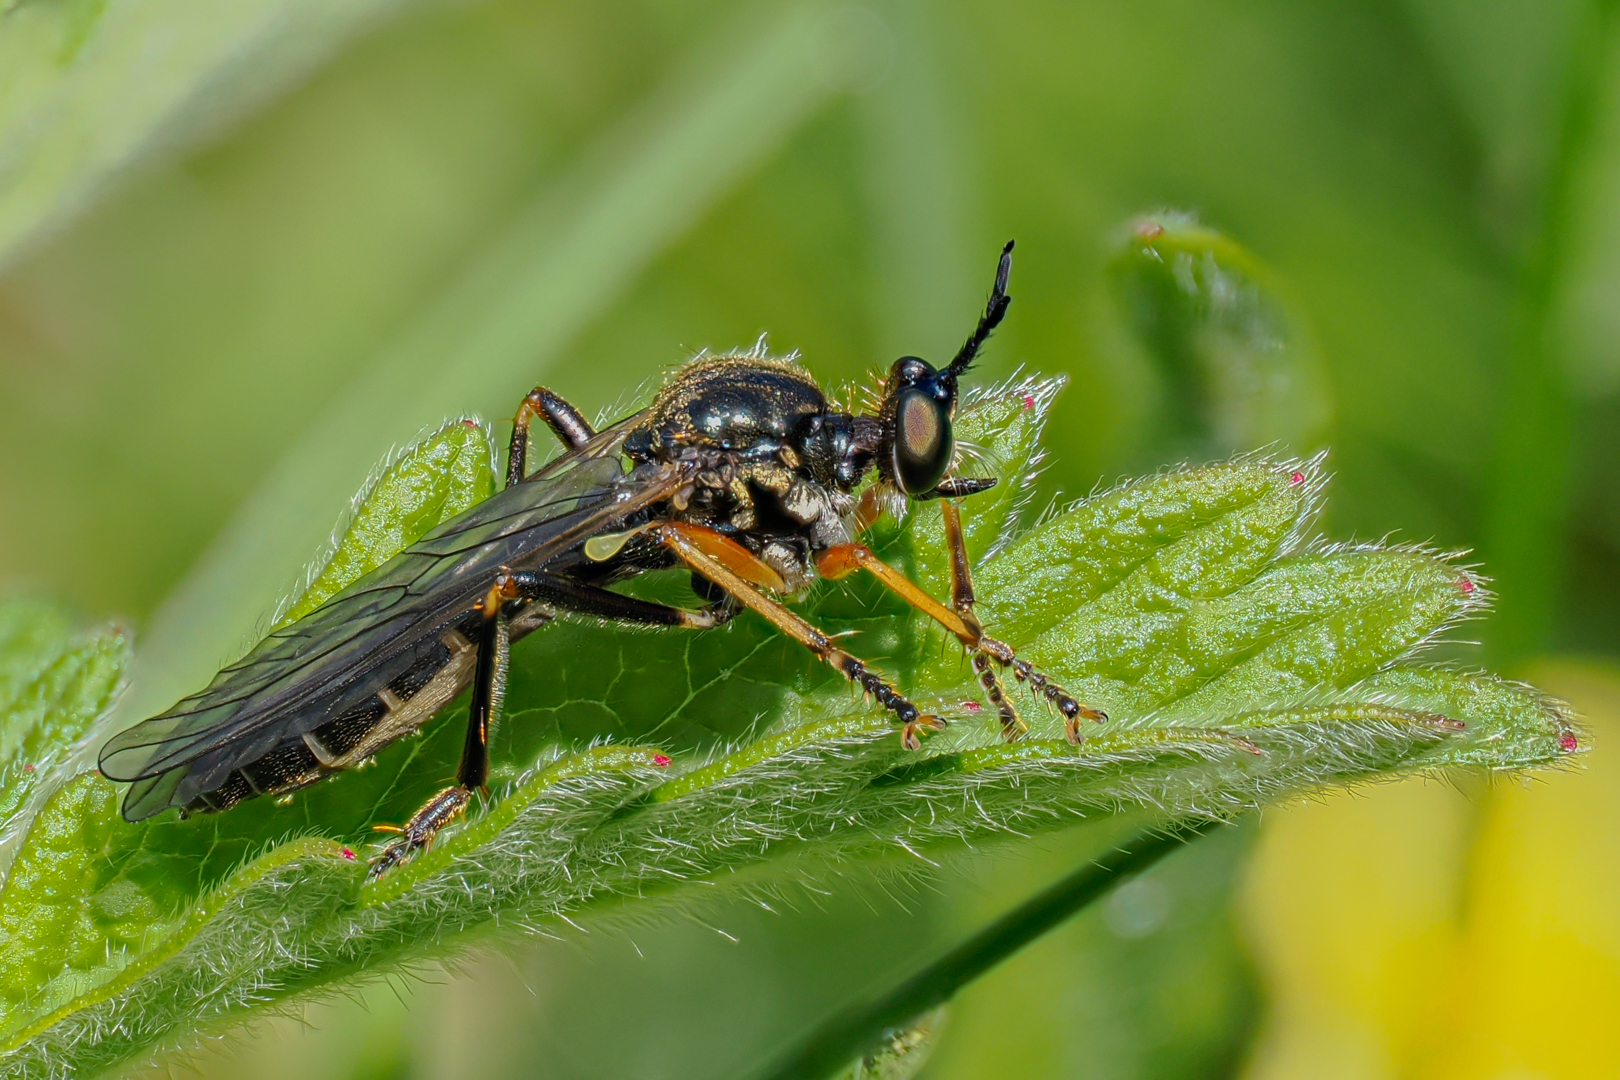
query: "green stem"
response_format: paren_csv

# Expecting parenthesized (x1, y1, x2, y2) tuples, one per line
(747, 819, 1219, 1080)
(1483, 0, 1620, 666)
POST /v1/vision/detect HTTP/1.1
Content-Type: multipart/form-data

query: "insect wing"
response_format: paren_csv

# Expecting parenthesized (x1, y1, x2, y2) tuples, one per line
(101, 419, 683, 818)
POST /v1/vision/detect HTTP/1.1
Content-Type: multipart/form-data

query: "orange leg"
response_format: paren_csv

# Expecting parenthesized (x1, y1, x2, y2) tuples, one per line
(655, 523, 946, 750)
(818, 502, 1106, 743)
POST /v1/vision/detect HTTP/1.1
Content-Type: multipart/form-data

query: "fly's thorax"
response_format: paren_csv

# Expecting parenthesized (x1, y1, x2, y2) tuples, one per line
(793, 410, 873, 492)
(629, 354, 828, 459)
(654, 447, 854, 551)
(613, 354, 870, 566)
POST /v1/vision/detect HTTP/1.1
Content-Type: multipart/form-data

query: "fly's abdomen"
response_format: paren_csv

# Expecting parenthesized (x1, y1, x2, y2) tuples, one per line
(188, 741, 323, 814)
(183, 619, 484, 815)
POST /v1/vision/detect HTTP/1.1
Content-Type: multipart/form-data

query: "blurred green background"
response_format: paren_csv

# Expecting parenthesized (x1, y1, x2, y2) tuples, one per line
(3, 0, 1620, 1076)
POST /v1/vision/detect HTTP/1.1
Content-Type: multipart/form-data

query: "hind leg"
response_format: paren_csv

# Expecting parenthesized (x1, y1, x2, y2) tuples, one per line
(366, 570, 734, 877)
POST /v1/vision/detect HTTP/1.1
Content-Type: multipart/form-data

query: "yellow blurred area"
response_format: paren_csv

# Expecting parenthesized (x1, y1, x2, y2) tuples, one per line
(1241, 660, 1620, 1080)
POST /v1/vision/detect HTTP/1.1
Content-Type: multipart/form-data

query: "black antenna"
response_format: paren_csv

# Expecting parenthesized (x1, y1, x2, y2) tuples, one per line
(943, 240, 1015, 388)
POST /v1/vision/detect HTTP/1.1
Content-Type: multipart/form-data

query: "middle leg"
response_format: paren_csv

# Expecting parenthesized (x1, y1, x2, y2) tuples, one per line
(368, 568, 736, 876)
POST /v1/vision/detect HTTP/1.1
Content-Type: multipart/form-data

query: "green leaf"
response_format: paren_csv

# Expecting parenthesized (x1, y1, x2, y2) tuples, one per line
(0, 377, 1573, 1077)
(0, 775, 162, 1028)
(0, 599, 123, 767)
(0, 599, 130, 1038)
(0, 599, 126, 857)
(1109, 212, 1334, 455)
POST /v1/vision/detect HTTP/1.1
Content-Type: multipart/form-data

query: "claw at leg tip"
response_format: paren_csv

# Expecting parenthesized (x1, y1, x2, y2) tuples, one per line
(900, 714, 946, 751)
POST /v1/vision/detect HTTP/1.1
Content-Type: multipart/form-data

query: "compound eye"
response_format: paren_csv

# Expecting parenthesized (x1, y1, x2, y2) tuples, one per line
(891, 388, 954, 496)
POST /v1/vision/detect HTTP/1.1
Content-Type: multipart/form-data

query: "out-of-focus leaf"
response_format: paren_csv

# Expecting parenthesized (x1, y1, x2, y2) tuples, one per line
(1399, 0, 1580, 207)
(0, 375, 1571, 1078)
(1108, 212, 1334, 457)
(0, 0, 412, 272)
(925, 825, 1258, 1080)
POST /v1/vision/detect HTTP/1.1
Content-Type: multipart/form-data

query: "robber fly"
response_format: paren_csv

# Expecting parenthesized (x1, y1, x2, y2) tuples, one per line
(98, 242, 1105, 875)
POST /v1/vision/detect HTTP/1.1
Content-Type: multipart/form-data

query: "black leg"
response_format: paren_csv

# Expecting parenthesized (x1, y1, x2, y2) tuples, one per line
(369, 580, 510, 879)
(367, 568, 735, 878)
(460, 585, 510, 790)
(507, 387, 598, 487)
